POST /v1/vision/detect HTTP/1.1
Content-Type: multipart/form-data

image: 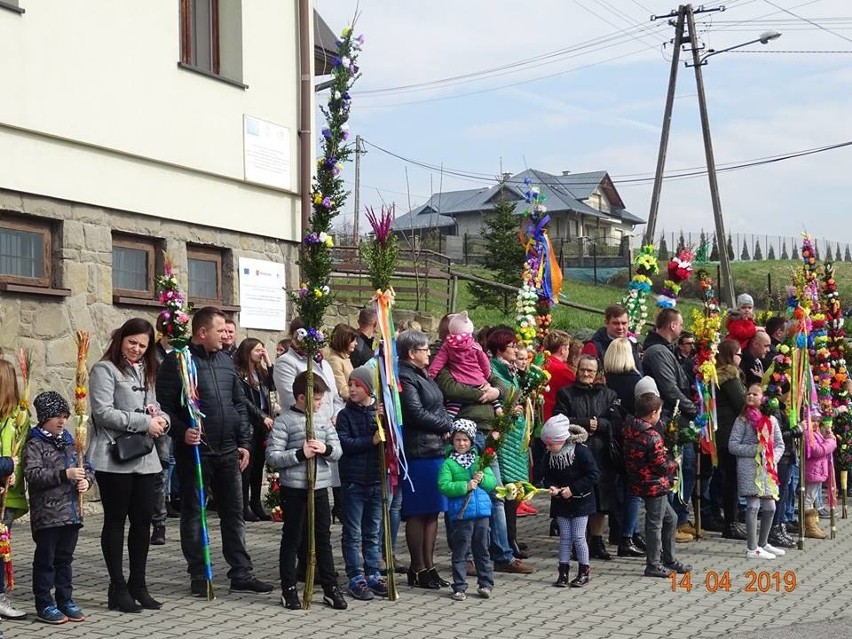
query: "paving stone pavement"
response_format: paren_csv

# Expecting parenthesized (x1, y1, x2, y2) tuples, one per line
(1, 497, 851, 639)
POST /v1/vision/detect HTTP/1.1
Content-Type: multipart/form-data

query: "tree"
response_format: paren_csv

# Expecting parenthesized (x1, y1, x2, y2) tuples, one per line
(767, 244, 776, 260)
(695, 229, 709, 263)
(781, 240, 789, 260)
(836, 244, 843, 262)
(753, 239, 763, 261)
(658, 232, 670, 262)
(709, 234, 720, 261)
(726, 233, 735, 262)
(846, 245, 852, 262)
(676, 230, 686, 254)
(467, 201, 525, 315)
(825, 241, 833, 262)
(792, 240, 799, 260)
(740, 240, 751, 261)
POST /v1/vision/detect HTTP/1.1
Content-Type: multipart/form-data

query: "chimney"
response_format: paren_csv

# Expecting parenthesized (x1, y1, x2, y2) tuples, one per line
(562, 170, 571, 176)
(501, 172, 512, 182)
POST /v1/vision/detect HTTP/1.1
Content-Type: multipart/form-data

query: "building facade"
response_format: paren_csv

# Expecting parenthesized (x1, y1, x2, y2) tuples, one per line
(0, 1, 318, 394)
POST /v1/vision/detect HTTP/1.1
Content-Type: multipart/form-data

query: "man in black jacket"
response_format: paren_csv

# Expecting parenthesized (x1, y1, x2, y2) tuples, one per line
(350, 308, 377, 368)
(642, 308, 699, 542)
(157, 306, 272, 596)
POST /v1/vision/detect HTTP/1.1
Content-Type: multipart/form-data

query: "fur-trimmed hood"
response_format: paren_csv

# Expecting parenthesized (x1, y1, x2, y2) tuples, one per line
(716, 363, 743, 386)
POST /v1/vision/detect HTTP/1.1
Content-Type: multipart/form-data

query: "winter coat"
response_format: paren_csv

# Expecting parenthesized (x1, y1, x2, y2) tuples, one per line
(326, 350, 354, 401)
(266, 406, 342, 490)
(399, 360, 452, 459)
(273, 348, 343, 429)
(437, 452, 497, 521)
(434, 368, 496, 430)
(543, 441, 600, 518)
(715, 364, 746, 449)
(553, 383, 618, 469)
(157, 343, 251, 459)
(605, 370, 641, 417)
(725, 312, 757, 351)
(336, 400, 381, 485)
(88, 360, 169, 474)
(739, 350, 767, 388)
(729, 414, 784, 498)
(0, 413, 28, 514)
(239, 368, 275, 430)
(490, 357, 529, 484)
(805, 429, 837, 484)
(23, 428, 94, 531)
(641, 330, 698, 422)
(542, 356, 574, 425)
(428, 335, 491, 387)
(624, 418, 678, 498)
(350, 331, 374, 369)
(583, 327, 643, 374)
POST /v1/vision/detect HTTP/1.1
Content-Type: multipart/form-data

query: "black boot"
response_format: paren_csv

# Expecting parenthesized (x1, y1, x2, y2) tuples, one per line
(108, 583, 143, 613)
(128, 584, 163, 610)
(632, 533, 647, 552)
(554, 563, 570, 587)
(722, 522, 747, 540)
(150, 524, 166, 546)
(570, 564, 591, 588)
(250, 502, 272, 521)
(243, 507, 260, 522)
(617, 537, 645, 557)
(426, 567, 450, 588)
(590, 536, 612, 561)
(769, 524, 795, 548)
(512, 541, 530, 560)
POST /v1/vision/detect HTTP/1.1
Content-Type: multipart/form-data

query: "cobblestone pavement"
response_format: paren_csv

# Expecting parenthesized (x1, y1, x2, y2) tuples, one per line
(1, 497, 850, 639)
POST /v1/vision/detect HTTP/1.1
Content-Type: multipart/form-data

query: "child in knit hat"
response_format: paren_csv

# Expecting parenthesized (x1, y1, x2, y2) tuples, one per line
(724, 293, 757, 351)
(428, 311, 503, 419)
(24, 391, 94, 624)
(541, 414, 600, 588)
(437, 419, 496, 601)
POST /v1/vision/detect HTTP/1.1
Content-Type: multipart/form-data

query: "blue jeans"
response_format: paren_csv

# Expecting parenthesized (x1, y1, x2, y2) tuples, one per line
(785, 459, 800, 522)
(340, 482, 383, 579)
(671, 444, 696, 525)
(473, 433, 514, 565)
(450, 517, 493, 592)
(615, 474, 641, 537)
(388, 482, 402, 555)
(32, 525, 79, 612)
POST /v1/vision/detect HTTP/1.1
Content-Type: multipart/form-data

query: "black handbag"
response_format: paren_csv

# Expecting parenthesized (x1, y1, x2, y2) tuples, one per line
(110, 432, 154, 463)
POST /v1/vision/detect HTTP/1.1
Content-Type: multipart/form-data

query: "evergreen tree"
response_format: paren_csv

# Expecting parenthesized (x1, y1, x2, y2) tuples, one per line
(767, 244, 776, 260)
(740, 240, 751, 261)
(825, 241, 833, 261)
(467, 201, 526, 314)
(836, 244, 843, 262)
(845, 245, 852, 262)
(695, 229, 709, 263)
(676, 230, 686, 254)
(726, 233, 735, 262)
(792, 241, 799, 260)
(781, 240, 789, 260)
(709, 234, 720, 261)
(658, 232, 670, 262)
(753, 239, 763, 261)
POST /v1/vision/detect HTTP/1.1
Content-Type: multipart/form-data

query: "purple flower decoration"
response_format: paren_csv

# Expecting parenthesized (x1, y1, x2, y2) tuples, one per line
(304, 232, 320, 245)
(321, 128, 332, 139)
(322, 197, 332, 209)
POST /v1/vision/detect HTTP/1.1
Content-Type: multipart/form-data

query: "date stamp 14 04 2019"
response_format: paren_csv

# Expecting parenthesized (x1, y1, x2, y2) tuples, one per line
(670, 570, 798, 593)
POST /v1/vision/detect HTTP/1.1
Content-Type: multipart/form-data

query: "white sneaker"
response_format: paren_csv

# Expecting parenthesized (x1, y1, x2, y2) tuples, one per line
(762, 543, 786, 556)
(746, 547, 776, 560)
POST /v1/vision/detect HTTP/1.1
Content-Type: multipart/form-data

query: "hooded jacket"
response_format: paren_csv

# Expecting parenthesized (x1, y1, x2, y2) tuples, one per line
(624, 417, 677, 498)
(805, 428, 837, 484)
(438, 451, 497, 521)
(729, 413, 784, 498)
(266, 406, 342, 490)
(715, 364, 746, 447)
(641, 330, 698, 422)
(542, 425, 600, 518)
(336, 400, 381, 485)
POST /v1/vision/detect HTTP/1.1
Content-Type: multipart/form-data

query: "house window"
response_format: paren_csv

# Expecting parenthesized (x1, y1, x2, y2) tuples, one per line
(179, 0, 243, 84)
(187, 246, 223, 304)
(0, 215, 51, 287)
(112, 235, 157, 299)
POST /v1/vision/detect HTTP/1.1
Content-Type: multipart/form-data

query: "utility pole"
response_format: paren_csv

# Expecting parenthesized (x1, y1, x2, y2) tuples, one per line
(684, 4, 736, 307)
(353, 135, 362, 245)
(644, 5, 685, 246)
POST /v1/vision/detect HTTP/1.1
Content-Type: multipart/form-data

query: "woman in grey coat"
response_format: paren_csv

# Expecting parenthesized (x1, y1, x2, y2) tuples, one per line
(89, 318, 170, 613)
(728, 383, 784, 561)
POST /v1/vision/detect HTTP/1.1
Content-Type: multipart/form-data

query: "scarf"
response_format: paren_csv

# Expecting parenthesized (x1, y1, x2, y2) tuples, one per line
(38, 428, 68, 450)
(744, 406, 780, 498)
(548, 443, 576, 470)
(450, 451, 475, 469)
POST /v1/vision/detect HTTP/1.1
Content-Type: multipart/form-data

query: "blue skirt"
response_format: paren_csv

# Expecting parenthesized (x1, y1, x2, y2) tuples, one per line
(401, 457, 447, 519)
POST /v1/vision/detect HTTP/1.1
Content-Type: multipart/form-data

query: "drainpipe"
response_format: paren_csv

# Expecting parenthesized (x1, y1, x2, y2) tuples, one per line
(298, 0, 312, 235)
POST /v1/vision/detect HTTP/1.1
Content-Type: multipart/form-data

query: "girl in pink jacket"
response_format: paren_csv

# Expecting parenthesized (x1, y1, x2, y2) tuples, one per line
(804, 418, 837, 539)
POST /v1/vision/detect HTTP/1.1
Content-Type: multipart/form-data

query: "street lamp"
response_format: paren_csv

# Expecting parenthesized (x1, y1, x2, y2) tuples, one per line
(691, 30, 782, 66)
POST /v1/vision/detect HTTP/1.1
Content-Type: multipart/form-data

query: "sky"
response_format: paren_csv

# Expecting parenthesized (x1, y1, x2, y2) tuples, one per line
(315, 0, 852, 250)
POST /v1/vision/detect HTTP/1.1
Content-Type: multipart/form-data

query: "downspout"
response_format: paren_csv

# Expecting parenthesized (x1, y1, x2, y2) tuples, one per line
(298, 0, 313, 235)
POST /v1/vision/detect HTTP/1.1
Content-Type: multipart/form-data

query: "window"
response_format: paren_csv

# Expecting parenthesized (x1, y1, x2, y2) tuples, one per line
(187, 246, 223, 304)
(179, 0, 244, 85)
(112, 235, 157, 299)
(0, 215, 51, 287)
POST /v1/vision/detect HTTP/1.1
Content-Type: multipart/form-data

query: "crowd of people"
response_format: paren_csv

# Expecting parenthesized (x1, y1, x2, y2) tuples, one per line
(0, 297, 839, 623)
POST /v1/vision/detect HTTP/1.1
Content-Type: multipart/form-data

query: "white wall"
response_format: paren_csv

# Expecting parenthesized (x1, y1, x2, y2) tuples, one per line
(0, 0, 306, 241)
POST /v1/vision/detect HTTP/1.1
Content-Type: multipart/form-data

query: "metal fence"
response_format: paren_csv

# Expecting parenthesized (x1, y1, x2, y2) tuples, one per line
(643, 230, 852, 262)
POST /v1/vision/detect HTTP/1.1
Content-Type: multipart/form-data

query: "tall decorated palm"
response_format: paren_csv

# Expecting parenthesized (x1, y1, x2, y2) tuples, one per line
(293, 24, 363, 609)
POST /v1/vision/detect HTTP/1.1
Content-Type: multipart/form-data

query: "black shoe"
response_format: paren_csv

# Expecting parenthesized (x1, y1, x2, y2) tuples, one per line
(426, 567, 450, 588)
(569, 565, 590, 588)
(281, 586, 301, 610)
(644, 564, 671, 578)
(128, 586, 162, 610)
(412, 569, 440, 589)
(702, 516, 724, 533)
(784, 520, 799, 534)
(190, 578, 211, 599)
(107, 584, 143, 612)
(512, 542, 530, 560)
(769, 525, 796, 548)
(664, 560, 693, 574)
(722, 523, 748, 540)
(250, 503, 272, 521)
(554, 563, 570, 588)
(631, 533, 647, 552)
(243, 508, 260, 523)
(230, 577, 274, 594)
(590, 536, 612, 561)
(150, 525, 166, 546)
(617, 539, 645, 557)
(322, 584, 348, 610)
(517, 542, 528, 551)
(166, 500, 181, 518)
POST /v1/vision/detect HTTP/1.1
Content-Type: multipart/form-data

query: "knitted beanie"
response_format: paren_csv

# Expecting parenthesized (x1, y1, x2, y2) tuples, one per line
(736, 293, 754, 308)
(349, 366, 375, 396)
(33, 391, 71, 427)
(450, 418, 477, 442)
(634, 376, 660, 399)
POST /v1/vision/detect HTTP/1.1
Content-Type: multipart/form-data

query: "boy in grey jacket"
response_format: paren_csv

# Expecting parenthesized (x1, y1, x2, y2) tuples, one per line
(266, 372, 345, 611)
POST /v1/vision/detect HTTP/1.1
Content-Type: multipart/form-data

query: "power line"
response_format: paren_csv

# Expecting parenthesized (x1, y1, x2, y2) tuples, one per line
(762, 0, 852, 45)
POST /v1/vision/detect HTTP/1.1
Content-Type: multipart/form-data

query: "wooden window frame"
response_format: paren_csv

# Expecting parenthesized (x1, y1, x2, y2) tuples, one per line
(112, 235, 157, 300)
(0, 215, 52, 288)
(187, 246, 223, 306)
(180, 0, 220, 76)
